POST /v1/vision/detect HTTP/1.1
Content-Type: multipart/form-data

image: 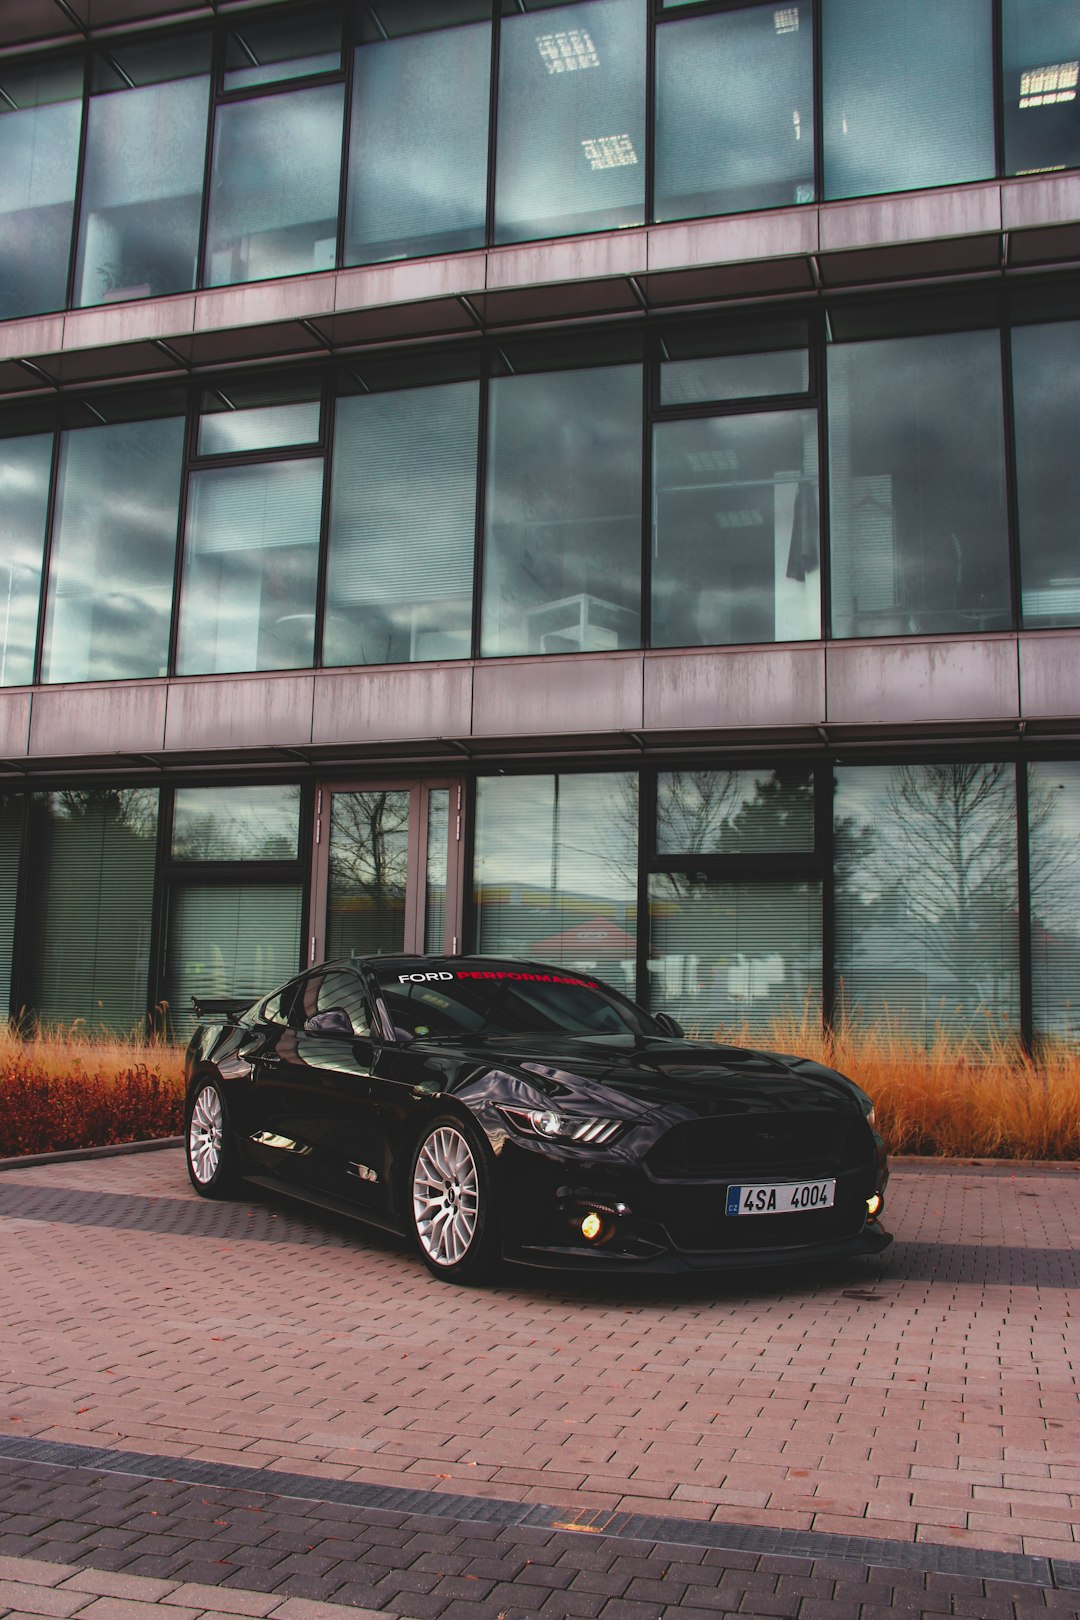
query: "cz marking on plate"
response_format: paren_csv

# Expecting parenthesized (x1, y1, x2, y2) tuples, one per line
(726, 1179, 835, 1216)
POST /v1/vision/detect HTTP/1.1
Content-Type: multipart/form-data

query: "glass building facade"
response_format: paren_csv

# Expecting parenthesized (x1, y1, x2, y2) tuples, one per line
(0, 0, 1078, 1052)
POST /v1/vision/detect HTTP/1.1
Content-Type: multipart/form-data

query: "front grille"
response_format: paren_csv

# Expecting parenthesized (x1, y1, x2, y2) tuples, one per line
(645, 1110, 864, 1180)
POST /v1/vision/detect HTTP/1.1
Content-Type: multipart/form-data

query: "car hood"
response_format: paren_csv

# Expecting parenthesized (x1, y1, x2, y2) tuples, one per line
(432, 1033, 864, 1122)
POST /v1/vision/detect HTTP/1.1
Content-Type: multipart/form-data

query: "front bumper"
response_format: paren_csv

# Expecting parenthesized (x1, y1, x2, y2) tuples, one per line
(492, 1130, 891, 1274)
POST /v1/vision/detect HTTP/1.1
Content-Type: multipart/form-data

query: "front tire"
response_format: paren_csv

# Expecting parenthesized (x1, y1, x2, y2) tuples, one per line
(185, 1077, 241, 1198)
(408, 1115, 499, 1283)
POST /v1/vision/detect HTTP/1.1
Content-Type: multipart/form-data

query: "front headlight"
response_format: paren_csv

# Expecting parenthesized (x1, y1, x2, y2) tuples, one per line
(497, 1106, 624, 1146)
(865, 1105, 877, 1130)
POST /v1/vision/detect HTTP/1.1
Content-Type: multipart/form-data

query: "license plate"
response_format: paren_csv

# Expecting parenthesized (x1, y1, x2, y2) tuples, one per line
(726, 1179, 835, 1216)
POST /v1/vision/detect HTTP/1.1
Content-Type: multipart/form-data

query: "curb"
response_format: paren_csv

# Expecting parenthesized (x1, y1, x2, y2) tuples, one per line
(0, 1135, 182, 1172)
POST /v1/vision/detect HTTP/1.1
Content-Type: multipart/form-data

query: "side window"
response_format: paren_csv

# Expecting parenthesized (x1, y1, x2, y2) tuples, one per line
(291, 969, 372, 1036)
(261, 980, 301, 1026)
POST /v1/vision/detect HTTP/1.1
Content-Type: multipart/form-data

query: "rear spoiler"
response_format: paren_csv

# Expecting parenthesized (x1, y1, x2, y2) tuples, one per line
(191, 995, 254, 1022)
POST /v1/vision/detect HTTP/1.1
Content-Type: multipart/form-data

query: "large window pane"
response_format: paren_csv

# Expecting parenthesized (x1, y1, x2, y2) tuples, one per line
(1012, 322, 1080, 628)
(198, 381, 321, 456)
(657, 770, 814, 855)
(0, 795, 22, 1020)
(204, 85, 344, 286)
(0, 433, 51, 687)
(649, 875, 821, 1038)
(822, 0, 994, 199)
(223, 6, 341, 91)
(1028, 763, 1080, 1041)
(1003, 0, 1080, 177)
(74, 35, 211, 308)
(346, 4, 490, 264)
(653, 409, 819, 648)
(326, 790, 410, 960)
(495, 0, 646, 244)
(482, 365, 641, 657)
(474, 772, 638, 998)
(834, 764, 1019, 1039)
(660, 319, 809, 407)
(166, 883, 302, 1033)
(325, 382, 478, 666)
(42, 414, 185, 683)
(828, 330, 1010, 638)
(655, 2, 814, 222)
(425, 788, 450, 954)
(0, 58, 83, 320)
(176, 459, 323, 675)
(29, 789, 158, 1031)
(172, 786, 301, 861)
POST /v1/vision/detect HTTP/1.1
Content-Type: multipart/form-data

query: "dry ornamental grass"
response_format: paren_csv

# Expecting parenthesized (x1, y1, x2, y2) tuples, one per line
(0, 1021, 185, 1159)
(708, 1009, 1080, 1162)
(0, 1013, 1076, 1162)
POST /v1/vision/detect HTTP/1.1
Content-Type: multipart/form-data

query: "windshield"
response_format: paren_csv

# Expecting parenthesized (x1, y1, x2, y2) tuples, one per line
(374, 964, 658, 1042)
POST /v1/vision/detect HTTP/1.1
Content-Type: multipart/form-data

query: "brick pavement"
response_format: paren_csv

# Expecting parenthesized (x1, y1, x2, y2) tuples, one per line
(0, 1150, 1076, 1618)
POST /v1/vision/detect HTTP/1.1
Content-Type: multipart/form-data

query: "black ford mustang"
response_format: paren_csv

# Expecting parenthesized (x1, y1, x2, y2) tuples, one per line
(184, 955, 891, 1283)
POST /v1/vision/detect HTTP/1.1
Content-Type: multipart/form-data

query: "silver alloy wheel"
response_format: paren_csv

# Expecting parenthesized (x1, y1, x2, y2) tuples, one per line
(412, 1124, 480, 1269)
(189, 1084, 223, 1185)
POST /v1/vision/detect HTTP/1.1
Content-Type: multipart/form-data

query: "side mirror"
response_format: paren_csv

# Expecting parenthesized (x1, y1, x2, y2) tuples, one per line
(654, 1012, 685, 1039)
(303, 1008, 354, 1036)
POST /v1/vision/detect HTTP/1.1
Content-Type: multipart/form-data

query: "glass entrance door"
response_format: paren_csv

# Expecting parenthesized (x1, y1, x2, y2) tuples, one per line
(308, 780, 462, 967)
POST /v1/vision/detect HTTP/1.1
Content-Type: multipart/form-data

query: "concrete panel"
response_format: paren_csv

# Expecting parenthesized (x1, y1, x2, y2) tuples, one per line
(164, 674, 315, 752)
(0, 691, 31, 758)
(826, 637, 1019, 726)
(1002, 171, 1080, 231)
(0, 314, 65, 362)
(335, 254, 487, 310)
(820, 185, 1001, 253)
(1019, 632, 1080, 720)
(28, 682, 167, 758)
(61, 295, 196, 352)
(644, 646, 825, 732)
(472, 653, 643, 738)
(194, 273, 337, 333)
(648, 208, 818, 272)
(313, 664, 472, 746)
(487, 232, 648, 290)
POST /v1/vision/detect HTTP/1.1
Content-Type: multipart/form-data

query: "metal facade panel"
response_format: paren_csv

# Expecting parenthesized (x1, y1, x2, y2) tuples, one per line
(28, 682, 167, 757)
(1002, 172, 1080, 232)
(826, 636, 1020, 725)
(0, 315, 65, 362)
(163, 673, 315, 752)
(194, 275, 338, 333)
(1018, 632, 1080, 720)
(0, 692, 31, 758)
(335, 255, 487, 310)
(819, 185, 1001, 253)
(644, 646, 826, 732)
(61, 297, 197, 352)
(312, 664, 472, 746)
(647, 208, 818, 272)
(472, 652, 644, 738)
(486, 232, 648, 289)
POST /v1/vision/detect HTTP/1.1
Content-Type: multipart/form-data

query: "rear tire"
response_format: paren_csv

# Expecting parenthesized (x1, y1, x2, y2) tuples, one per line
(185, 1077, 241, 1198)
(408, 1114, 500, 1283)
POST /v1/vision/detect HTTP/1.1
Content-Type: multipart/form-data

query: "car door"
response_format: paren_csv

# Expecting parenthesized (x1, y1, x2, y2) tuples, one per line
(246, 967, 377, 1198)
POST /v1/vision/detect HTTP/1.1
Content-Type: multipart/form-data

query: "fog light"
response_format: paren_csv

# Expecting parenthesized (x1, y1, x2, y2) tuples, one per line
(867, 1193, 882, 1217)
(581, 1212, 603, 1241)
